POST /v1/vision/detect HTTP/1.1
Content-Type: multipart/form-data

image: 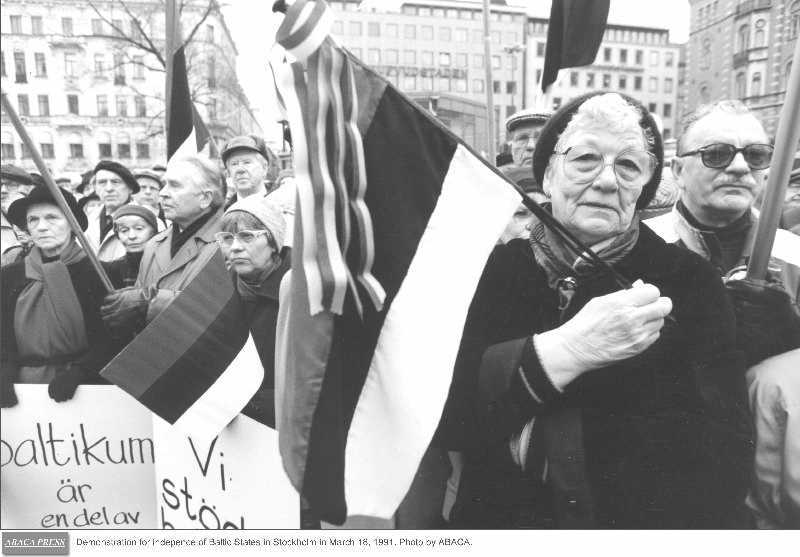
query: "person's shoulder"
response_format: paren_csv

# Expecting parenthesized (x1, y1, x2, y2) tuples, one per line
(0, 258, 26, 283)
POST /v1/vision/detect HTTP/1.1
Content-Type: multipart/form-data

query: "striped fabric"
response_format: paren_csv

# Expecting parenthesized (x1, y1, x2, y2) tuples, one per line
(101, 251, 263, 442)
(272, 0, 520, 524)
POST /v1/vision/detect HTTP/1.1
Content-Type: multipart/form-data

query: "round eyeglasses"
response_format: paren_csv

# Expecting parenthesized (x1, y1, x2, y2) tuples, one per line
(677, 143, 773, 170)
(553, 145, 658, 189)
(214, 230, 271, 247)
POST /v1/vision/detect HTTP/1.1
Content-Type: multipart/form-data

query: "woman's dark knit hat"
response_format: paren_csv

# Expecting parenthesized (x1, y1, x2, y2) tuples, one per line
(532, 91, 664, 210)
(7, 184, 87, 231)
(112, 203, 158, 232)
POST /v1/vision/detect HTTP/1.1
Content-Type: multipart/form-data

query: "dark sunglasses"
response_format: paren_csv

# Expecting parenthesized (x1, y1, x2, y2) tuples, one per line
(677, 143, 773, 170)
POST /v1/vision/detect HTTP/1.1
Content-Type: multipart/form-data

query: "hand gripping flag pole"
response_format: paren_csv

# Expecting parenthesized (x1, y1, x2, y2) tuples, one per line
(1, 90, 114, 292)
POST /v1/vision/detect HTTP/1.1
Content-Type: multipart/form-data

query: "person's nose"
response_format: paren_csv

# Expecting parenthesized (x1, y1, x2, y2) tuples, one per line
(726, 151, 751, 175)
(593, 161, 618, 191)
(229, 236, 245, 252)
(526, 137, 536, 150)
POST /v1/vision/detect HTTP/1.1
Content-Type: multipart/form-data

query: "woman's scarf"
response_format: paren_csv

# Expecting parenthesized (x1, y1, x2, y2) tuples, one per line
(236, 257, 283, 302)
(528, 207, 641, 289)
(14, 240, 89, 361)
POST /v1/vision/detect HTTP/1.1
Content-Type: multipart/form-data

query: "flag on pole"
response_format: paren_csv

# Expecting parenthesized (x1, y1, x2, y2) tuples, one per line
(166, 35, 218, 160)
(100, 250, 263, 443)
(272, 0, 520, 524)
(541, 0, 610, 93)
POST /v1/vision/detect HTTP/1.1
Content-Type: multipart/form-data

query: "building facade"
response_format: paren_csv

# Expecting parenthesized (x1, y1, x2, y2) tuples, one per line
(0, 0, 260, 176)
(685, 0, 799, 137)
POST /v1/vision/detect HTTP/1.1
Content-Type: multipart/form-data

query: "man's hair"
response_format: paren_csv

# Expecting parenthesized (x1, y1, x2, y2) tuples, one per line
(677, 100, 761, 153)
(171, 155, 226, 209)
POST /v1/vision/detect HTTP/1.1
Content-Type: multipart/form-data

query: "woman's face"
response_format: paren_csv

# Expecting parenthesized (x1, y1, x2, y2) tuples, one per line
(26, 202, 72, 256)
(220, 226, 276, 280)
(544, 126, 648, 246)
(115, 215, 156, 253)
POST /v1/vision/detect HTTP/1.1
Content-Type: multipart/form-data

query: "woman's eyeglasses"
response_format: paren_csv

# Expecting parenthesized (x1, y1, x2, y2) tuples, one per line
(553, 146, 657, 189)
(677, 143, 773, 170)
(214, 230, 271, 247)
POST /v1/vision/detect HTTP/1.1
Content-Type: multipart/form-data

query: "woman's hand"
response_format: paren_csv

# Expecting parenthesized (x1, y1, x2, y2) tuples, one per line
(534, 283, 672, 389)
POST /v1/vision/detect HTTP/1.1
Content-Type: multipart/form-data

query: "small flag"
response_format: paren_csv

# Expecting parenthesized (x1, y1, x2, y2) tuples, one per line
(541, 0, 610, 93)
(273, 0, 520, 524)
(100, 250, 263, 442)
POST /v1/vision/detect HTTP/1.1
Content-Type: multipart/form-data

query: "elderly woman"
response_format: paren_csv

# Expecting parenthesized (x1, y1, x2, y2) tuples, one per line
(437, 92, 753, 528)
(0, 185, 113, 408)
(216, 196, 290, 428)
(103, 204, 159, 289)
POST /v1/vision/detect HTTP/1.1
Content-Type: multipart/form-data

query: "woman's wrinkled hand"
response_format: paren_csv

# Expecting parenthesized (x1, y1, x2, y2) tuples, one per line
(534, 283, 673, 389)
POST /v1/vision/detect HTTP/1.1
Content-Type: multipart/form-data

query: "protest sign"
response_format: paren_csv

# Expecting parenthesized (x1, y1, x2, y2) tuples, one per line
(1, 385, 157, 529)
(154, 414, 300, 529)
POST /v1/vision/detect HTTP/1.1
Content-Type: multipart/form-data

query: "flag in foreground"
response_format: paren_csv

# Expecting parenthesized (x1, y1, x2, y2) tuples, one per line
(167, 43, 217, 160)
(273, 0, 520, 524)
(101, 251, 262, 442)
(541, 0, 610, 93)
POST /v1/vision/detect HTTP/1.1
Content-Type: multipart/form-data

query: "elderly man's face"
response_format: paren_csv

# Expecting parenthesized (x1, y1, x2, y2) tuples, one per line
(160, 161, 212, 228)
(672, 111, 769, 227)
(95, 169, 133, 213)
(1, 180, 24, 213)
(226, 151, 268, 199)
(135, 177, 162, 211)
(510, 122, 544, 167)
(544, 126, 647, 246)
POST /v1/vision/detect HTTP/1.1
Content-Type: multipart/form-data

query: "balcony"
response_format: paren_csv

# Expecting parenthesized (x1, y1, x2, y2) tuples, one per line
(735, 0, 772, 18)
(732, 46, 769, 68)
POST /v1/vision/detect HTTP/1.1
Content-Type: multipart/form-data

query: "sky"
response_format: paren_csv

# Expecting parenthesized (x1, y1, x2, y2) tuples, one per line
(221, 0, 691, 143)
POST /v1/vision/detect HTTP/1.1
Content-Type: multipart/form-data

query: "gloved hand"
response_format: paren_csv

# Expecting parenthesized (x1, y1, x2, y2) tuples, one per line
(1, 378, 18, 408)
(534, 283, 673, 389)
(100, 287, 148, 337)
(725, 278, 800, 366)
(144, 288, 177, 324)
(48, 364, 84, 402)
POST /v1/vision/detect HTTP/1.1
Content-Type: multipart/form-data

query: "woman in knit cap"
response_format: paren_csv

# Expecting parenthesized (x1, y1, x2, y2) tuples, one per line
(103, 203, 159, 289)
(216, 196, 290, 428)
(1, 185, 112, 408)
(437, 92, 752, 528)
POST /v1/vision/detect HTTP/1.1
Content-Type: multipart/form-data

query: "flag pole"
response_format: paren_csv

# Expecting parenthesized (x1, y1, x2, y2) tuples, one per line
(165, 0, 178, 144)
(482, 0, 496, 163)
(746, 38, 800, 280)
(0, 91, 114, 292)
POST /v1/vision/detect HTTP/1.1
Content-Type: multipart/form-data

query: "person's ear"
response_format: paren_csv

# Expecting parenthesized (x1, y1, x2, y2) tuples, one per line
(671, 156, 686, 191)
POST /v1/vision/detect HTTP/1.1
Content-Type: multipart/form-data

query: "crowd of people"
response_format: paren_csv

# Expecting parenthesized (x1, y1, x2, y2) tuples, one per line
(1, 91, 799, 529)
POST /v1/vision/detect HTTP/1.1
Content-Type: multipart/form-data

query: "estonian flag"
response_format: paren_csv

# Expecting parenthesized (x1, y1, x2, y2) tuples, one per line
(100, 250, 263, 443)
(272, 0, 520, 524)
(541, 0, 610, 93)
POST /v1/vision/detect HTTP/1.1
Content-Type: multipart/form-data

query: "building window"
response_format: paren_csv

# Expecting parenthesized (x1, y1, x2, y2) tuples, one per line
(754, 19, 766, 47)
(385, 23, 398, 38)
(472, 29, 482, 43)
(491, 55, 500, 69)
(402, 75, 416, 90)
(92, 19, 104, 35)
(440, 52, 451, 66)
(506, 81, 516, 94)
(648, 77, 658, 92)
(118, 143, 131, 159)
(1, 142, 14, 159)
(439, 77, 451, 92)
(70, 142, 84, 159)
(570, 71, 579, 87)
(98, 142, 112, 158)
(38, 95, 49, 116)
(505, 31, 518, 44)
(20, 143, 32, 159)
(663, 103, 672, 118)
(735, 72, 747, 98)
(205, 24, 214, 43)
(404, 25, 416, 39)
(421, 75, 433, 91)
(472, 54, 484, 68)
(62, 17, 73, 36)
(112, 19, 124, 37)
(619, 49, 628, 64)
(665, 52, 674, 67)
(536, 42, 545, 56)
(603, 47, 611, 62)
(367, 49, 380, 64)
(648, 102, 657, 113)
(332, 20, 343, 35)
(94, 53, 106, 76)
(421, 26, 433, 40)
(1, 51, 5, 77)
(553, 97, 562, 110)
(208, 57, 216, 88)
(455, 53, 467, 68)
(133, 56, 144, 79)
(14, 51, 27, 83)
(31, 16, 43, 35)
(439, 27, 451, 41)
(34, 52, 47, 77)
(64, 52, 76, 78)
(493, 80, 501, 94)
(67, 94, 79, 115)
(473, 79, 484, 93)
(602, 73, 612, 88)
(664, 78, 674, 93)
(17, 94, 29, 116)
(97, 95, 108, 116)
(116, 96, 128, 117)
(10, 15, 22, 34)
(586, 72, 595, 87)
(135, 95, 146, 117)
(751, 72, 762, 96)
(208, 98, 217, 120)
(368, 22, 380, 37)
(791, 1, 800, 40)
(738, 24, 749, 52)
(136, 143, 150, 159)
(663, 128, 671, 140)
(491, 30, 500, 43)
(404, 50, 416, 64)
(349, 21, 362, 36)
(618, 76, 627, 90)
(635, 50, 643, 65)
(385, 49, 398, 65)
(649, 51, 659, 66)
(634, 76, 642, 91)
(422, 51, 433, 66)
(114, 55, 126, 85)
(455, 28, 467, 42)
(40, 142, 54, 159)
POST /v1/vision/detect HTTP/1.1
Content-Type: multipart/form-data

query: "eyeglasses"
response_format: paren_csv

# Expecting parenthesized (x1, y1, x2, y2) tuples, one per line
(552, 145, 657, 189)
(677, 143, 773, 170)
(214, 230, 271, 247)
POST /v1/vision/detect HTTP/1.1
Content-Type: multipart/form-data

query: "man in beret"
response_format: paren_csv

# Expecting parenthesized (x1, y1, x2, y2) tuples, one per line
(85, 160, 140, 262)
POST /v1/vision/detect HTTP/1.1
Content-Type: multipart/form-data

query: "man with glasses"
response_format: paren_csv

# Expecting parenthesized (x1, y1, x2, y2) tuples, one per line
(647, 99, 800, 528)
(85, 160, 141, 262)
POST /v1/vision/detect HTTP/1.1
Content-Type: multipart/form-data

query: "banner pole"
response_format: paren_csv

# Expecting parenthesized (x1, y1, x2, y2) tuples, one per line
(1, 90, 114, 292)
(482, 0, 496, 163)
(746, 38, 800, 280)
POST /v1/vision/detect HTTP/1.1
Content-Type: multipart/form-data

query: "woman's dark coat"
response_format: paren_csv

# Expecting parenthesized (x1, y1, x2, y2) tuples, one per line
(435, 225, 754, 528)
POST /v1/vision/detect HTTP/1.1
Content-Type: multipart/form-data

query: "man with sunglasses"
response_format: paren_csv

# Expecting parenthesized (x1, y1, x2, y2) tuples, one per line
(648, 99, 800, 528)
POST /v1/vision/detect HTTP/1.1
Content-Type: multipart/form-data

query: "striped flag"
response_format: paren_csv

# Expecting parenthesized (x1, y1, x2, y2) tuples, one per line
(272, 0, 520, 524)
(100, 250, 263, 443)
(541, 0, 610, 93)
(166, 36, 218, 160)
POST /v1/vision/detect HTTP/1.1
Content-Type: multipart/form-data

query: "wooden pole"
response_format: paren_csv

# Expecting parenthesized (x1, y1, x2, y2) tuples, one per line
(746, 38, 800, 280)
(165, 0, 178, 141)
(482, 0, 496, 163)
(1, 91, 114, 292)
